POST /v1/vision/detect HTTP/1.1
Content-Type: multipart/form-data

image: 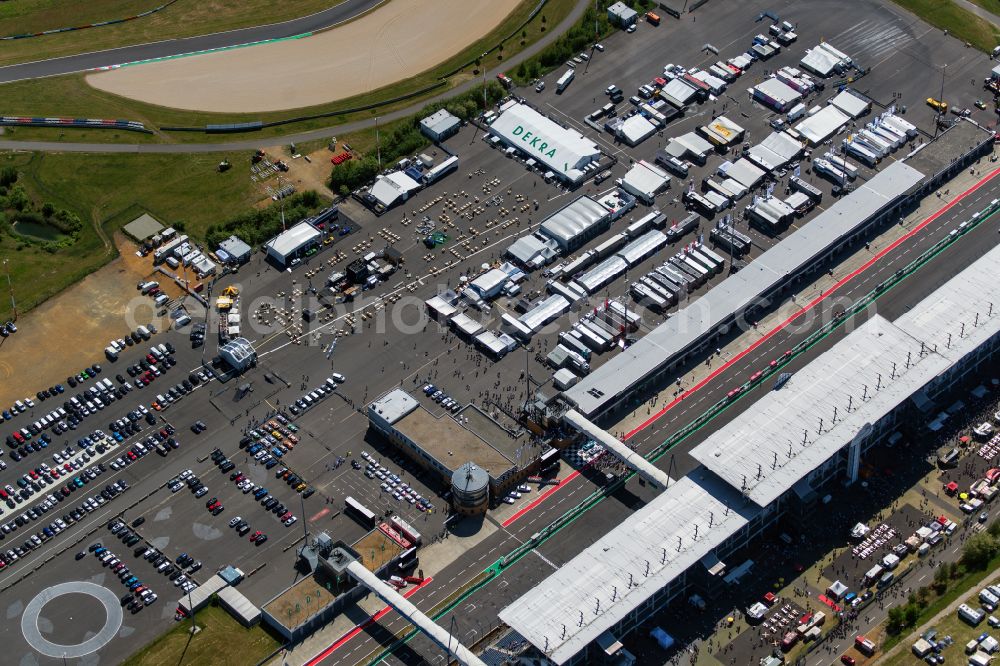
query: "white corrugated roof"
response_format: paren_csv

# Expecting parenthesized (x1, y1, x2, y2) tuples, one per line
(691, 240, 1000, 506)
(622, 161, 669, 198)
(829, 90, 870, 119)
(490, 103, 600, 180)
(500, 473, 758, 664)
(725, 158, 765, 189)
(754, 78, 802, 105)
(265, 222, 321, 258)
(747, 131, 803, 172)
(540, 196, 612, 247)
(619, 114, 657, 145)
(795, 105, 850, 145)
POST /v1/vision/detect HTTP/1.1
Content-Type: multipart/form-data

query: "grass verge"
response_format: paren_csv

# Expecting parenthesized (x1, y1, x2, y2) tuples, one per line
(0, 0, 576, 144)
(0, 0, 342, 67)
(969, 0, 1000, 20)
(121, 602, 282, 666)
(891, 0, 1000, 53)
(0, 148, 262, 320)
(881, 550, 1000, 652)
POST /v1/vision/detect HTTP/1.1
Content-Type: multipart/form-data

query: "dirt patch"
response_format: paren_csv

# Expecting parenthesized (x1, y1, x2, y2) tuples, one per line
(0, 232, 161, 408)
(84, 0, 521, 113)
(259, 147, 336, 201)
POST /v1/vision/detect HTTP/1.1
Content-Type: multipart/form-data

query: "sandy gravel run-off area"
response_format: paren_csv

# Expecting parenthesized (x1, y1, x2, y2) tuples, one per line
(85, 0, 521, 113)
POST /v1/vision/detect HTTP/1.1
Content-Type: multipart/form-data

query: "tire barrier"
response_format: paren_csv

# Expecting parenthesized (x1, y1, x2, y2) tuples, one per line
(0, 115, 153, 133)
(1, 0, 181, 40)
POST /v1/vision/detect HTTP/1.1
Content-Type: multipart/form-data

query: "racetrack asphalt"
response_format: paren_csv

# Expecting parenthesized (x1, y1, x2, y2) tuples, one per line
(0, 0, 387, 84)
(0, 0, 592, 153)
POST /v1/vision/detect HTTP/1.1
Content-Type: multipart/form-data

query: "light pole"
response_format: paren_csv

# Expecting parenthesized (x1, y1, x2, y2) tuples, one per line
(934, 63, 948, 138)
(3, 258, 16, 320)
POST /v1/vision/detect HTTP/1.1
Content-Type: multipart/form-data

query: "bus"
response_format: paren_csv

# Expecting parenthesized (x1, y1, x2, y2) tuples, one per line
(345, 496, 376, 528)
(646, 11, 661, 25)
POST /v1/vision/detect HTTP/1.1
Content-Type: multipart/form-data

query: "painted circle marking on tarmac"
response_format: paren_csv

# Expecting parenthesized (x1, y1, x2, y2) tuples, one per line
(21, 581, 123, 658)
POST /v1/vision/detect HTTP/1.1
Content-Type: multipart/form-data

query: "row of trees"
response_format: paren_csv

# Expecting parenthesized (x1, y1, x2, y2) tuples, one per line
(885, 519, 1000, 636)
(204, 190, 322, 249)
(328, 81, 506, 196)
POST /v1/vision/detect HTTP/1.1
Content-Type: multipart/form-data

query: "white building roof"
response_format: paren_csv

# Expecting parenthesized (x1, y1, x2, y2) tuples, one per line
(420, 109, 461, 136)
(575, 255, 628, 294)
(368, 388, 419, 425)
(660, 78, 698, 108)
(219, 337, 256, 369)
(507, 233, 560, 268)
(724, 158, 765, 189)
(622, 160, 670, 200)
(795, 105, 850, 145)
(617, 230, 667, 266)
(370, 171, 421, 208)
(747, 131, 803, 172)
(265, 222, 321, 260)
(500, 473, 758, 665)
(692, 241, 1000, 506)
(451, 312, 485, 337)
(754, 78, 802, 106)
(618, 115, 657, 145)
(829, 90, 870, 119)
(800, 45, 841, 77)
(519, 294, 570, 332)
(490, 103, 600, 182)
(470, 268, 508, 297)
(425, 295, 458, 319)
(540, 197, 612, 247)
(667, 132, 714, 160)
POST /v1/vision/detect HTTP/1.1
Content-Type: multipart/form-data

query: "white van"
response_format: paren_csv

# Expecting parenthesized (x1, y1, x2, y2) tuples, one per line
(136, 326, 150, 340)
(154, 293, 169, 307)
(174, 315, 191, 329)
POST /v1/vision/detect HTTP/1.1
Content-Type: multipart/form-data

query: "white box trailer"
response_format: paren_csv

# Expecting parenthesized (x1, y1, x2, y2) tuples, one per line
(573, 322, 609, 352)
(631, 282, 668, 310)
(688, 248, 722, 274)
(813, 159, 849, 183)
(557, 69, 575, 92)
(881, 114, 917, 138)
(867, 124, 902, 149)
(646, 270, 682, 297)
(697, 245, 726, 268)
(558, 331, 593, 360)
(844, 141, 879, 168)
(640, 277, 676, 305)
(823, 153, 860, 179)
(859, 129, 892, 155)
(658, 263, 694, 291)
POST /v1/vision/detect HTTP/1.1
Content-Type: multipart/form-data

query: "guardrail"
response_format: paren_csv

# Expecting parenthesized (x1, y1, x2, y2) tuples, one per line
(0, 115, 153, 133)
(1, 0, 180, 40)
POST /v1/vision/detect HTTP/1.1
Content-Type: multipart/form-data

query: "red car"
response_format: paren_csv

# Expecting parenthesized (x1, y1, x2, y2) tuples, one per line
(840, 656, 855, 666)
(146, 354, 157, 364)
(12, 432, 23, 444)
(250, 530, 262, 542)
